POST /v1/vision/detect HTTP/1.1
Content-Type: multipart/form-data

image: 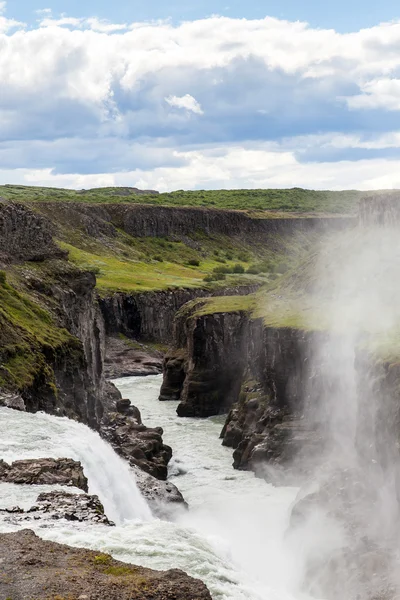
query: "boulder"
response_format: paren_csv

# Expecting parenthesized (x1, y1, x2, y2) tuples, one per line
(100, 410, 172, 480)
(0, 458, 88, 491)
(132, 466, 187, 518)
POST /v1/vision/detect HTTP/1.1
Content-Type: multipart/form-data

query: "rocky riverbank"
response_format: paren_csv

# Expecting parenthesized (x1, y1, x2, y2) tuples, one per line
(0, 530, 212, 600)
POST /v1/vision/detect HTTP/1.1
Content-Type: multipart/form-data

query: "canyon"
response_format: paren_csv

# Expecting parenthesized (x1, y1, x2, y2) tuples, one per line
(1, 188, 400, 599)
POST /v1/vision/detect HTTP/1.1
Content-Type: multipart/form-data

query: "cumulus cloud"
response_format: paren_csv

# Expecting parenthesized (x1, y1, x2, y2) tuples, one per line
(1, 12, 400, 189)
(165, 94, 204, 114)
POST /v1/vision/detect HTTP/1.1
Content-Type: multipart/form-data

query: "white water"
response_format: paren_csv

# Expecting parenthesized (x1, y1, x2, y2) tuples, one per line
(0, 376, 310, 600)
(0, 407, 151, 523)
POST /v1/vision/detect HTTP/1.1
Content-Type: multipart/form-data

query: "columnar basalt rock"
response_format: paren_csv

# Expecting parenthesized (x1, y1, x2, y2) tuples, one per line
(99, 284, 259, 343)
(0, 200, 66, 263)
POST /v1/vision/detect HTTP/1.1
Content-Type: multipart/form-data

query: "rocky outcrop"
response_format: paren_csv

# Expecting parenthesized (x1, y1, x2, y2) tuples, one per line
(104, 335, 163, 378)
(0, 530, 212, 600)
(1, 490, 113, 526)
(0, 200, 66, 263)
(0, 391, 25, 411)
(132, 466, 187, 518)
(0, 457, 88, 491)
(100, 399, 172, 480)
(162, 302, 328, 477)
(99, 284, 259, 343)
(174, 309, 249, 417)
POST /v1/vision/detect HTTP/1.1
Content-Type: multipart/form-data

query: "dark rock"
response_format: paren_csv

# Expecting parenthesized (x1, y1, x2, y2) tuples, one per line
(0, 201, 66, 262)
(0, 530, 212, 600)
(0, 458, 88, 492)
(174, 308, 249, 417)
(99, 284, 260, 344)
(100, 410, 172, 480)
(159, 352, 187, 401)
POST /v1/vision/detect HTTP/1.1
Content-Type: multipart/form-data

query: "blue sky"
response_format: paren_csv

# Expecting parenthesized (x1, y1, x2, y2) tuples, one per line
(2, 1, 400, 191)
(11, 0, 400, 32)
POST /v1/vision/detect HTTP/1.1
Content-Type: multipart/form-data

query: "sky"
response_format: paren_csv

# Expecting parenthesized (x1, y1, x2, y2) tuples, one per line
(2, 0, 400, 191)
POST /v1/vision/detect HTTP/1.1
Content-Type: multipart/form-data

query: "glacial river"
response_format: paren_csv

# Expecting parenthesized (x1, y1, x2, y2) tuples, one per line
(0, 375, 311, 600)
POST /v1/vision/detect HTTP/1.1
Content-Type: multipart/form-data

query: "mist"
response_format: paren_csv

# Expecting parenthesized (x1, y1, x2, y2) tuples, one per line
(285, 199, 400, 600)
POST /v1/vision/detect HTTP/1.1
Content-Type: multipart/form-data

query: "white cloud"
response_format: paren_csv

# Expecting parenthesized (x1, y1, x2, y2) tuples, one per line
(346, 78, 400, 111)
(0, 1, 24, 32)
(165, 94, 204, 114)
(2, 14, 400, 187)
(1, 145, 400, 192)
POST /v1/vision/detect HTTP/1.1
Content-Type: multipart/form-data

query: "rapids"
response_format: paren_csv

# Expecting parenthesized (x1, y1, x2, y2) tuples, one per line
(0, 375, 310, 600)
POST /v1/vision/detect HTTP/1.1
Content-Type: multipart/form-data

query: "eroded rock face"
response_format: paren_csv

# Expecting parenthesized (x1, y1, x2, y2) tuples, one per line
(1, 490, 113, 526)
(0, 201, 66, 263)
(159, 352, 187, 401)
(0, 458, 88, 491)
(0, 530, 212, 600)
(100, 400, 172, 480)
(99, 285, 260, 344)
(175, 311, 249, 417)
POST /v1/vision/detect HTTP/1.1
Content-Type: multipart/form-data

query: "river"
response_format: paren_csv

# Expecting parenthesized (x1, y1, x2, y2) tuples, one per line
(0, 375, 311, 600)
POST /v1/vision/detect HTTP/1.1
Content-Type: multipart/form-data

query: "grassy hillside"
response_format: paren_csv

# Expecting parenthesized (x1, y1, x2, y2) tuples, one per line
(0, 184, 371, 214)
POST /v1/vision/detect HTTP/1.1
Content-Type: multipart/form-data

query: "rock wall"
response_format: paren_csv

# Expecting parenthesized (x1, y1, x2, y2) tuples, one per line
(99, 284, 259, 343)
(21, 264, 110, 427)
(35, 201, 354, 241)
(0, 200, 66, 263)
(161, 304, 334, 478)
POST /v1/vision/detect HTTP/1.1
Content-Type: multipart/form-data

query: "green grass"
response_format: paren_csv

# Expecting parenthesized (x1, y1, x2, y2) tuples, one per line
(0, 184, 374, 214)
(60, 242, 264, 293)
(0, 277, 78, 390)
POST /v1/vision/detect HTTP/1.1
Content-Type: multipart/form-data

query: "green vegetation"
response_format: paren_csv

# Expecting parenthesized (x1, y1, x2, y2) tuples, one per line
(0, 276, 78, 390)
(0, 184, 372, 214)
(177, 294, 257, 319)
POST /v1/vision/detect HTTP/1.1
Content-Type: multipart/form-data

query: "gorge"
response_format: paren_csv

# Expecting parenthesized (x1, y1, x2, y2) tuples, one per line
(1, 186, 400, 599)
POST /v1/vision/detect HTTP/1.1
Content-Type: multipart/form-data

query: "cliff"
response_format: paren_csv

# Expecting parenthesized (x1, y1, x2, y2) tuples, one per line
(0, 199, 66, 262)
(161, 295, 400, 482)
(34, 200, 354, 241)
(100, 284, 259, 343)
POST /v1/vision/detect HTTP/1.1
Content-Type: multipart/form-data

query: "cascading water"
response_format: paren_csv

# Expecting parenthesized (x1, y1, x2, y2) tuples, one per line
(0, 407, 151, 523)
(0, 377, 310, 600)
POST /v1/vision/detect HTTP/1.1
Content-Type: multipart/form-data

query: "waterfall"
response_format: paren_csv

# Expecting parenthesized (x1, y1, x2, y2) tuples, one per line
(0, 407, 152, 524)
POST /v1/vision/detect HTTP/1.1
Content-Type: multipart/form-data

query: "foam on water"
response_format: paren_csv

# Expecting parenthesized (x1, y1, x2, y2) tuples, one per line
(0, 406, 151, 523)
(0, 376, 311, 600)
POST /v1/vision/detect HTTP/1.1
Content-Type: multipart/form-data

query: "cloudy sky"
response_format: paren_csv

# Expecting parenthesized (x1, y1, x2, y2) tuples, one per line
(2, 0, 400, 191)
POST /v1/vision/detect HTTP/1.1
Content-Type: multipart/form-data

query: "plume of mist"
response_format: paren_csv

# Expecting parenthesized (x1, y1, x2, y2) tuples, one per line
(283, 215, 400, 600)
